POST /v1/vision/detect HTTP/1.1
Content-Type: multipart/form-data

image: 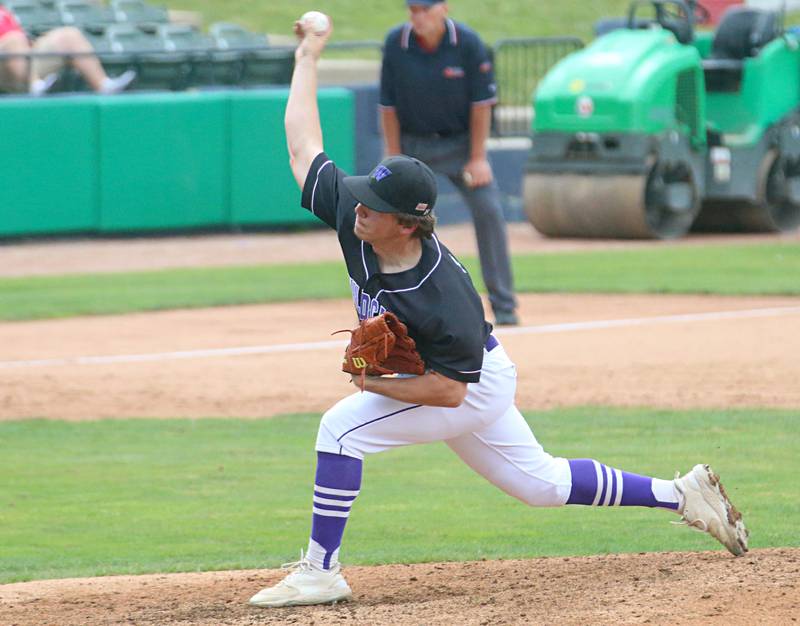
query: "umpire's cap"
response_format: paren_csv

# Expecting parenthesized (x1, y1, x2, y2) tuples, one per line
(343, 155, 437, 217)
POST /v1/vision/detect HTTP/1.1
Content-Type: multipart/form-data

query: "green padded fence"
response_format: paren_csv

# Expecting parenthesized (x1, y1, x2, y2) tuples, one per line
(98, 92, 230, 232)
(0, 96, 100, 236)
(0, 89, 354, 237)
(230, 89, 354, 226)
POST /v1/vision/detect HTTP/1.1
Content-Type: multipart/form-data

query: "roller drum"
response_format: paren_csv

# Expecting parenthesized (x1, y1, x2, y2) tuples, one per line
(524, 173, 652, 239)
(525, 156, 700, 239)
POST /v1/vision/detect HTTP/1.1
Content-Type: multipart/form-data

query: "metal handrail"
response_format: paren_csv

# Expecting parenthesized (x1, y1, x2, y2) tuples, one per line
(494, 35, 584, 46)
(491, 36, 584, 137)
(0, 40, 383, 59)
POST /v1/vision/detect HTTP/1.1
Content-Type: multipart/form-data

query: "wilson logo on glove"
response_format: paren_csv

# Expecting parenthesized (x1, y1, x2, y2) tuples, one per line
(333, 311, 425, 390)
(350, 357, 368, 370)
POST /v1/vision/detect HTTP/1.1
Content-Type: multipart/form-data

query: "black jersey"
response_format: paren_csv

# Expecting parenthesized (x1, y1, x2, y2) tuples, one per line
(301, 152, 493, 383)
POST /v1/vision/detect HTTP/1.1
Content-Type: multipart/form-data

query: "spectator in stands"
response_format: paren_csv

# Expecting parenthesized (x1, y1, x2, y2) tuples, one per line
(380, 0, 518, 326)
(0, 4, 135, 95)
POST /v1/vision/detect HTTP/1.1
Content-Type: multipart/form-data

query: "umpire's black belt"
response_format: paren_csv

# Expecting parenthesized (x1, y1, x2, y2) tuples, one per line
(405, 130, 468, 140)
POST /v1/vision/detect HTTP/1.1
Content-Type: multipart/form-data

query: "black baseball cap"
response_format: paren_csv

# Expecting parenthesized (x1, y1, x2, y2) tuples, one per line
(406, 0, 445, 5)
(343, 155, 437, 217)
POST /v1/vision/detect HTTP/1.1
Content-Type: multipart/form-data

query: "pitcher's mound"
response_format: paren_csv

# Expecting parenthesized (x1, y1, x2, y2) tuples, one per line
(2, 549, 797, 625)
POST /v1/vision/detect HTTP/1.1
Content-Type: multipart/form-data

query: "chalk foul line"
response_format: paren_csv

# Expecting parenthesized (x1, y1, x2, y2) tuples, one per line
(1, 305, 799, 370)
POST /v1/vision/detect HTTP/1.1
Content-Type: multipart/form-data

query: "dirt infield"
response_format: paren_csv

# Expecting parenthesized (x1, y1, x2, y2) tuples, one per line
(1, 227, 798, 624)
(1, 550, 798, 625)
(2, 293, 800, 420)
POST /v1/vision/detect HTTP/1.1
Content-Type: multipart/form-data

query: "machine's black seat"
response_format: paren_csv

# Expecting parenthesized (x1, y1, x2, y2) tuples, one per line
(703, 7, 779, 91)
(710, 7, 779, 61)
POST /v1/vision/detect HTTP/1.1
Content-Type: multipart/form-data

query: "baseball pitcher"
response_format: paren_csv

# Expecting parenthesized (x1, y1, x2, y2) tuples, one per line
(248, 12, 749, 609)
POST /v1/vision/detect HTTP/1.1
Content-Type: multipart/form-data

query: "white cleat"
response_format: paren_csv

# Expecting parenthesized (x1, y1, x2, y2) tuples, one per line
(248, 552, 353, 608)
(673, 463, 749, 556)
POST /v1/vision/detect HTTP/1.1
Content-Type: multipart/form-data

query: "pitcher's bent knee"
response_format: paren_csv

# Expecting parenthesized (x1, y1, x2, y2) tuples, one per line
(314, 405, 364, 459)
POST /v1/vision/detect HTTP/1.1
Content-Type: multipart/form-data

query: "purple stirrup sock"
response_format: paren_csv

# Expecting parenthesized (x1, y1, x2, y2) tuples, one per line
(308, 452, 363, 570)
(566, 459, 678, 510)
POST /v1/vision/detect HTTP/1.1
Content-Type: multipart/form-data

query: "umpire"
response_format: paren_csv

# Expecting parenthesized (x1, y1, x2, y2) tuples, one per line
(380, 0, 518, 326)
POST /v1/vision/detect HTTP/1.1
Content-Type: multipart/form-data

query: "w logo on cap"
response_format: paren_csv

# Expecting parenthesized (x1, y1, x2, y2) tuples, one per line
(371, 165, 392, 182)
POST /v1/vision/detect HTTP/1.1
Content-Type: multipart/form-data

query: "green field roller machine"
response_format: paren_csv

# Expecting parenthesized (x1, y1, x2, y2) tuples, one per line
(524, 0, 800, 238)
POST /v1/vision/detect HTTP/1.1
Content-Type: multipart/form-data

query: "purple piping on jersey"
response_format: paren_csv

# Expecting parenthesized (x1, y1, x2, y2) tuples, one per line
(371, 234, 443, 301)
(446, 18, 458, 45)
(401, 23, 412, 49)
(311, 160, 333, 216)
(361, 241, 370, 280)
(336, 404, 423, 444)
(472, 96, 498, 107)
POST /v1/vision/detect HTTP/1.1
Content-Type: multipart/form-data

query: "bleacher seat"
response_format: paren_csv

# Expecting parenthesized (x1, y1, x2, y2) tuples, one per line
(56, 0, 115, 27)
(155, 23, 241, 86)
(111, 0, 168, 24)
(5, 0, 61, 36)
(209, 22, 269, 49)
(101, 22, 188, 90)
(2, 6, 295, 94)
(210, 22, 293, 86)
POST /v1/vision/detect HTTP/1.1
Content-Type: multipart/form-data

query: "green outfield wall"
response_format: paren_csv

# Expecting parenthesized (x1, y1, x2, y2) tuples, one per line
(0, 89, 354, 237)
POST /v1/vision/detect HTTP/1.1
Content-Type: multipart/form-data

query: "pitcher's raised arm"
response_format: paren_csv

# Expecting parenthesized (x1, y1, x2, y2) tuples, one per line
(285, 13, 333, 188)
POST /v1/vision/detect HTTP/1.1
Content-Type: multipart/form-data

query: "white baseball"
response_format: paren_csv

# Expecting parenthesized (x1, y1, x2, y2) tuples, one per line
(301, 11, 330, 35)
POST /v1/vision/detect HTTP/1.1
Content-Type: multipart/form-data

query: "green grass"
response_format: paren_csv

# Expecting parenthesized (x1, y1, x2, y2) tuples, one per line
(0, 261, 351, 321)
(168, 0, 800, 46)
(0, 408, 797, 583)
(1, 243, 798, 321)
(170, 1, 638, 45)
(167, 0, 798, 42)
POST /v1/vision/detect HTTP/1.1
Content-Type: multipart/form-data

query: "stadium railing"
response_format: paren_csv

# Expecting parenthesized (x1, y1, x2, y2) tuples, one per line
(491, 36, 584, 137)
(1, 31, 580, 137)
(0, 37, 384, 94)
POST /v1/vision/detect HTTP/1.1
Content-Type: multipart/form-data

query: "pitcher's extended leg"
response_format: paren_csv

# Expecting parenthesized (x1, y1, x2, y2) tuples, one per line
(446, 405, 747, 554)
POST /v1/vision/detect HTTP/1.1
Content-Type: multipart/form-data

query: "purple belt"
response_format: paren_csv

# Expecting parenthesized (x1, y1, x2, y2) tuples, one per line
(485, 335, 499, 352)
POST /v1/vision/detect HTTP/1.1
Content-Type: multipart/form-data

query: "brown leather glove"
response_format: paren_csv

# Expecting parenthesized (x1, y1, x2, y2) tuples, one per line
(334, 312, 425, 389)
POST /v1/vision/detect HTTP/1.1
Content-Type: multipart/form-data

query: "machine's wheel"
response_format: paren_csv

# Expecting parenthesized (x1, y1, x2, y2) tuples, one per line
(643, 159, 700, 238)
(757, 150, 800, 232)
(524, 158, 698, 239)
(699, 150, 800, 232)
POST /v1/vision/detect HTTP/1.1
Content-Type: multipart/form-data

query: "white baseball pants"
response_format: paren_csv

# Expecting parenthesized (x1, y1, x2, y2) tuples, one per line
(315, 343, 572, 507)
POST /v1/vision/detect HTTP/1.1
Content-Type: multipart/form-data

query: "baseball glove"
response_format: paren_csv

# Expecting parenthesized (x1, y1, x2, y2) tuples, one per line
(334, 312, 425, 389)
